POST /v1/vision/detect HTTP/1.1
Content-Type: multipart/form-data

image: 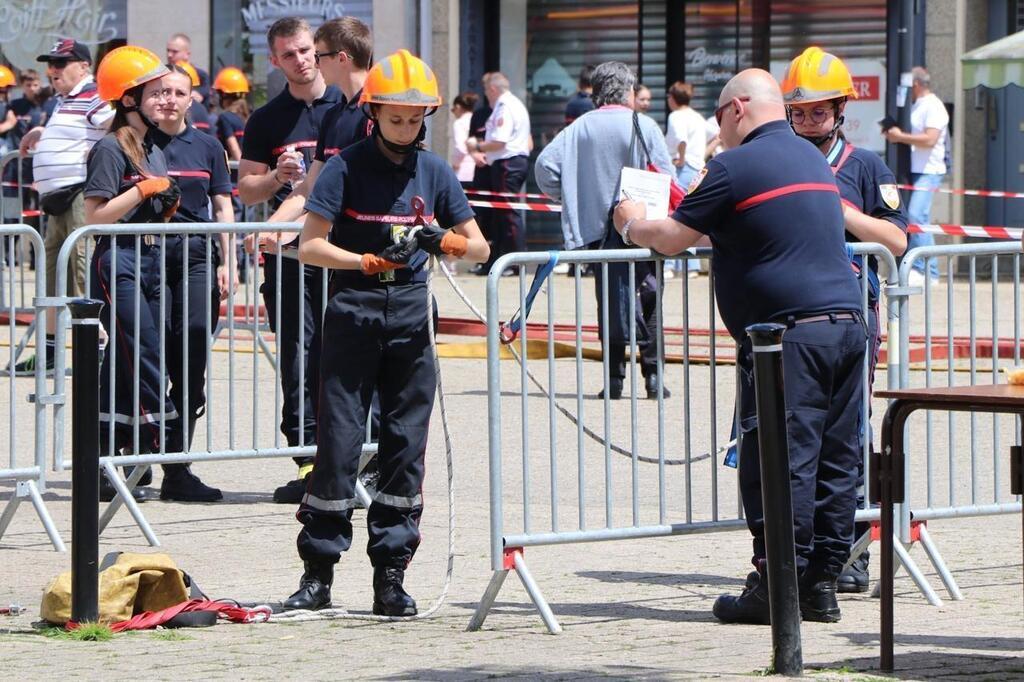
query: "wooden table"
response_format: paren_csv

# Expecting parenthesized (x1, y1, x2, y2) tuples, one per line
(874, 385, 1024, 671)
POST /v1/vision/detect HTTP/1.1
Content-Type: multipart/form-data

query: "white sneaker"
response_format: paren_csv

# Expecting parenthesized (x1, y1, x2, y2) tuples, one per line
(552, 262, 570, 275)
(907, 270, 927, 287)
(663, 269, 676, 280)
(687, 270, 700, 279)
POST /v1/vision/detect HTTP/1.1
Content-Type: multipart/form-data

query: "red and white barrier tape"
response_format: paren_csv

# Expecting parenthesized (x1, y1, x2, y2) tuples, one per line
(909, 223, 1022, 240)
(465, 188, 553, 200)
(898, 183, 1024, 200)
(468, 199, 562, 212)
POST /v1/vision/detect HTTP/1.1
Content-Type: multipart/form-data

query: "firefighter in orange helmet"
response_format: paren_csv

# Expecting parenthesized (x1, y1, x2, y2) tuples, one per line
(781, 46, 907, 599)
(282, 49, 488, 614)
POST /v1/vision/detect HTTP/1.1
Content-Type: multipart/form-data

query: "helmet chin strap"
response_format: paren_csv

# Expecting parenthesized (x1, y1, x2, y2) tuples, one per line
(373, 122, 425, 155)
(123, 85, 160, 131)
(796, 115, 845, 147)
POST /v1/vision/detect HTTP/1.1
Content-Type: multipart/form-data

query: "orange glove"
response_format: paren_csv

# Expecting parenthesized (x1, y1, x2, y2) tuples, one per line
(439, 231, 468, 257)
(361, 253, 403, 275)
(135, 177, 171, 200)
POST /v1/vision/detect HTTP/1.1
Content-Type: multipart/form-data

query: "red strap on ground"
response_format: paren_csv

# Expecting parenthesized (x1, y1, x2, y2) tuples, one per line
(66, 599, 271, 632)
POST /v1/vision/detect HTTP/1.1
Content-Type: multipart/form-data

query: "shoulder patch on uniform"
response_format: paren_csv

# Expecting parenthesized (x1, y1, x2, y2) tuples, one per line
(880, 184, 900, 210)
(686, 167, 708, 195)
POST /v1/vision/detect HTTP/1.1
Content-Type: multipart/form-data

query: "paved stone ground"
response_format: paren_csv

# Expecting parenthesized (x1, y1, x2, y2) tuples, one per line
(0, 271, 1022, 681)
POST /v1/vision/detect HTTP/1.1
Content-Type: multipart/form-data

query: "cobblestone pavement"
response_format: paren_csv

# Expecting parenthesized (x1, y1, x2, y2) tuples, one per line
(0, 272, 1022, 681)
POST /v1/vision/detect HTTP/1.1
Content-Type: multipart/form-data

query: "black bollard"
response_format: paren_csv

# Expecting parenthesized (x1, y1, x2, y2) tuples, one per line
(746, 322, 803, 676)
(69, 298, 104, 624)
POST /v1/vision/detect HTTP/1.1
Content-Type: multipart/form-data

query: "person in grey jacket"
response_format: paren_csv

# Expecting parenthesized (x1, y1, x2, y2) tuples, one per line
(535, 61, 673, 400)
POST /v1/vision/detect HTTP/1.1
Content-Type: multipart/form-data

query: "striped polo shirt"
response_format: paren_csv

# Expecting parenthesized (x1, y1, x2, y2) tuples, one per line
(33, 75, 114, 196)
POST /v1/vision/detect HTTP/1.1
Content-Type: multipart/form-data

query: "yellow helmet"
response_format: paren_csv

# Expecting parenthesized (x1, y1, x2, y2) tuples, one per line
(0, 65, 15, 89)
(781, 47, 857, 104)
(360, 49, 441, 108)
(176, 61, 201, 87)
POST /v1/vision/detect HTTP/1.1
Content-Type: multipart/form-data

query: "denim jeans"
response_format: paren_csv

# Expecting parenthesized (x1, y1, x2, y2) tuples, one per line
(668, 164, 701, 272)
(906, 172, 943, 277)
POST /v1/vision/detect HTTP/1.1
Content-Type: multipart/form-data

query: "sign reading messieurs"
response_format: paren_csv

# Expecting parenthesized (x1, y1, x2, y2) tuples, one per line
(241, 0, 347, 27)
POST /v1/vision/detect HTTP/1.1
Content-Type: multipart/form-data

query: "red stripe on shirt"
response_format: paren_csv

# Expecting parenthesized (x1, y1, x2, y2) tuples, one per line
(271, 140, 318, 155)
(342, 208, 433, 224)
(734, 182, 840, 212)
(168, 170, 212, 178)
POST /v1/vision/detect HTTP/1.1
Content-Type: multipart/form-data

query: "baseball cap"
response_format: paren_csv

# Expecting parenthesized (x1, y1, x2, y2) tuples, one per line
(37, 38, 92, 64)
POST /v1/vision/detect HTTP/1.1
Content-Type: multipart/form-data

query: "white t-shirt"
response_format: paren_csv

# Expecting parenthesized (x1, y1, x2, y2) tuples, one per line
(484, 91, 531, 164)
(451, 111, 475, 182)
(33, 75, 114, 195)
(909, 92, 949, 175)
(665, 106, 706, 170)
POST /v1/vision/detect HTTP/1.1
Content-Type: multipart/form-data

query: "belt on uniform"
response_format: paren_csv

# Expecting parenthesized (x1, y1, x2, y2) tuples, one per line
(778, 312, 860, 328)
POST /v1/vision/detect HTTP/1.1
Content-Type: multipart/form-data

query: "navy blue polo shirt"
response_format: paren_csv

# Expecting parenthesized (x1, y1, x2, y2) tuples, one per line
(215, 110, 245, 150)
(306, 137, 474, 283)
(84, 133, 169, 224)
(828, 136, 908, 300)
(673, 119, 862, 341)
(152, 125, 232, 223)
(564, 91, 594, 124)
(242, 84, 341, 207)
(314, 89, 373, 162)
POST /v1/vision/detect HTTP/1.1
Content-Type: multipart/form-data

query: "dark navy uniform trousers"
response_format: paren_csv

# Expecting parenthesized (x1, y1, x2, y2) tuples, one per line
(297, 279, 435, 568)
(737, 315, 867, 577)
(164, 234, 220, 452)
(262, 254, 328, 458)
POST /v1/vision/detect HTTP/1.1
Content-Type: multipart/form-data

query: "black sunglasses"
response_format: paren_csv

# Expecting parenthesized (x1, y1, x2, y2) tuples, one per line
(314, 50, 344, 65)
(714, 96, 751, 125)
(47, 59, 72, 69)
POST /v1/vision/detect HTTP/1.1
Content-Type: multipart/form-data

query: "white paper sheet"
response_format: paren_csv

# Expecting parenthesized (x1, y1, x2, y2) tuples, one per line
(619, 167, 671, 220)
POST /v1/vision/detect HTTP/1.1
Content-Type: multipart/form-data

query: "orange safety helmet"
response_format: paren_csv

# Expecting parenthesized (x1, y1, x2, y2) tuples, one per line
(781, 47, 858, 105)
(175, 61, 200, 87)
(213, 67, 249, 94)
(96, 46, 170, 102)
(0, 65, 15, 89)
(360, 49, 441, 109)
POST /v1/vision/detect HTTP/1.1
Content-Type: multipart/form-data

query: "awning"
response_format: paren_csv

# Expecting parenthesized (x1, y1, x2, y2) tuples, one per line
(962, 30, 1024, 89)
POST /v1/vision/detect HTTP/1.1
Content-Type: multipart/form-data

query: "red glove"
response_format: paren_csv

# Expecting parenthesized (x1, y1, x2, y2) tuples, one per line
(135, 177, 171, 200)
(361, 253, 403, 275)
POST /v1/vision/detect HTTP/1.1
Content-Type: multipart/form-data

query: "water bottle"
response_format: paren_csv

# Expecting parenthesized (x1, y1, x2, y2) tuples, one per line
(284, 144, 306, 187)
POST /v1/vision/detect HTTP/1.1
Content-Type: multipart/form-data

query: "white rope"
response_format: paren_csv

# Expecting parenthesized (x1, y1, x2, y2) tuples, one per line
(436, 262, 733, 465)
(272, 257, 456, 623)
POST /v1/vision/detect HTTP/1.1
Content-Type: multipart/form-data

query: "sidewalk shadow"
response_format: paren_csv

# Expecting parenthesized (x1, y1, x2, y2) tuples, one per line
(840, 631, 1024, 652)
(453, 599, 716, 624)
(384, 664, 672, 681)
(577, 570, 746, 588)
(823, 650, 1024, 680)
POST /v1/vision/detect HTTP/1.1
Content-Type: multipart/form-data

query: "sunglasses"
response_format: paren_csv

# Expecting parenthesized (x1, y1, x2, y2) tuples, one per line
(788, 106, 833, 125)
(715, 96, 750, 125)
(47, 59, 71, 69)
(314, 50, 346, 65)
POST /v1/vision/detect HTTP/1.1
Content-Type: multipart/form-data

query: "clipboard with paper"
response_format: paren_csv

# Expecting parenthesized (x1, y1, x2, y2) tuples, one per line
(618, 167, 671, 220)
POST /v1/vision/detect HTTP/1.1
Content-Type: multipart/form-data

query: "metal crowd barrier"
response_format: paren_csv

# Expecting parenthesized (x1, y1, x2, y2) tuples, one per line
(468, 243, 904, 632)
(48, 222, 377, 546)
(0, 151, 43, 366)
(0, 224, 63, 551)
(887, 241, 1024, 602)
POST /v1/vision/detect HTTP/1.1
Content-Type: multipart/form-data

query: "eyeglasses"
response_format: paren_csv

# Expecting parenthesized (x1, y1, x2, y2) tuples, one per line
(714, 96, 750, 125)
(788, 106, 833, 125)
(314, 50, 346, 65)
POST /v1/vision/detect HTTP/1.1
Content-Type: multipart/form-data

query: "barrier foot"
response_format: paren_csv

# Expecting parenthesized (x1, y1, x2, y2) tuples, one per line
(916, 524, 963, 601)
(512, 551, 562, 634)
(354, 480, 373, 509)
(10, 317, 37, 366)
(839, 528, 873, 575)
(0, 479, 66, 552)
(873, 538, 942, 607)
(98, 464, 149, 534)
(100, 461, 160, 547)
(466, 569, 509, 631)
(25, 479, 66, 552)
(256, 333, 278, 369)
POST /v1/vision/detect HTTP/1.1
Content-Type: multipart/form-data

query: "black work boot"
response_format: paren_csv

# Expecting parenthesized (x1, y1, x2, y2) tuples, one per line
(596, 378, 623, 400)
(282, 561, 333, 611)
(644, 374, 672, 399)
(836, 551, 870, 594)
(713, 571, 771, 624)
(372, 566, 417, 617)
(800, 569, 842, 623)
(160, 464, 223, 502)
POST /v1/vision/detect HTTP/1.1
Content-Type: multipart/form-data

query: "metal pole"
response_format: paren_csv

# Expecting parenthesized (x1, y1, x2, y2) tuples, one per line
(746, 322, 802, 677)
(69, 297, 104, 624)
